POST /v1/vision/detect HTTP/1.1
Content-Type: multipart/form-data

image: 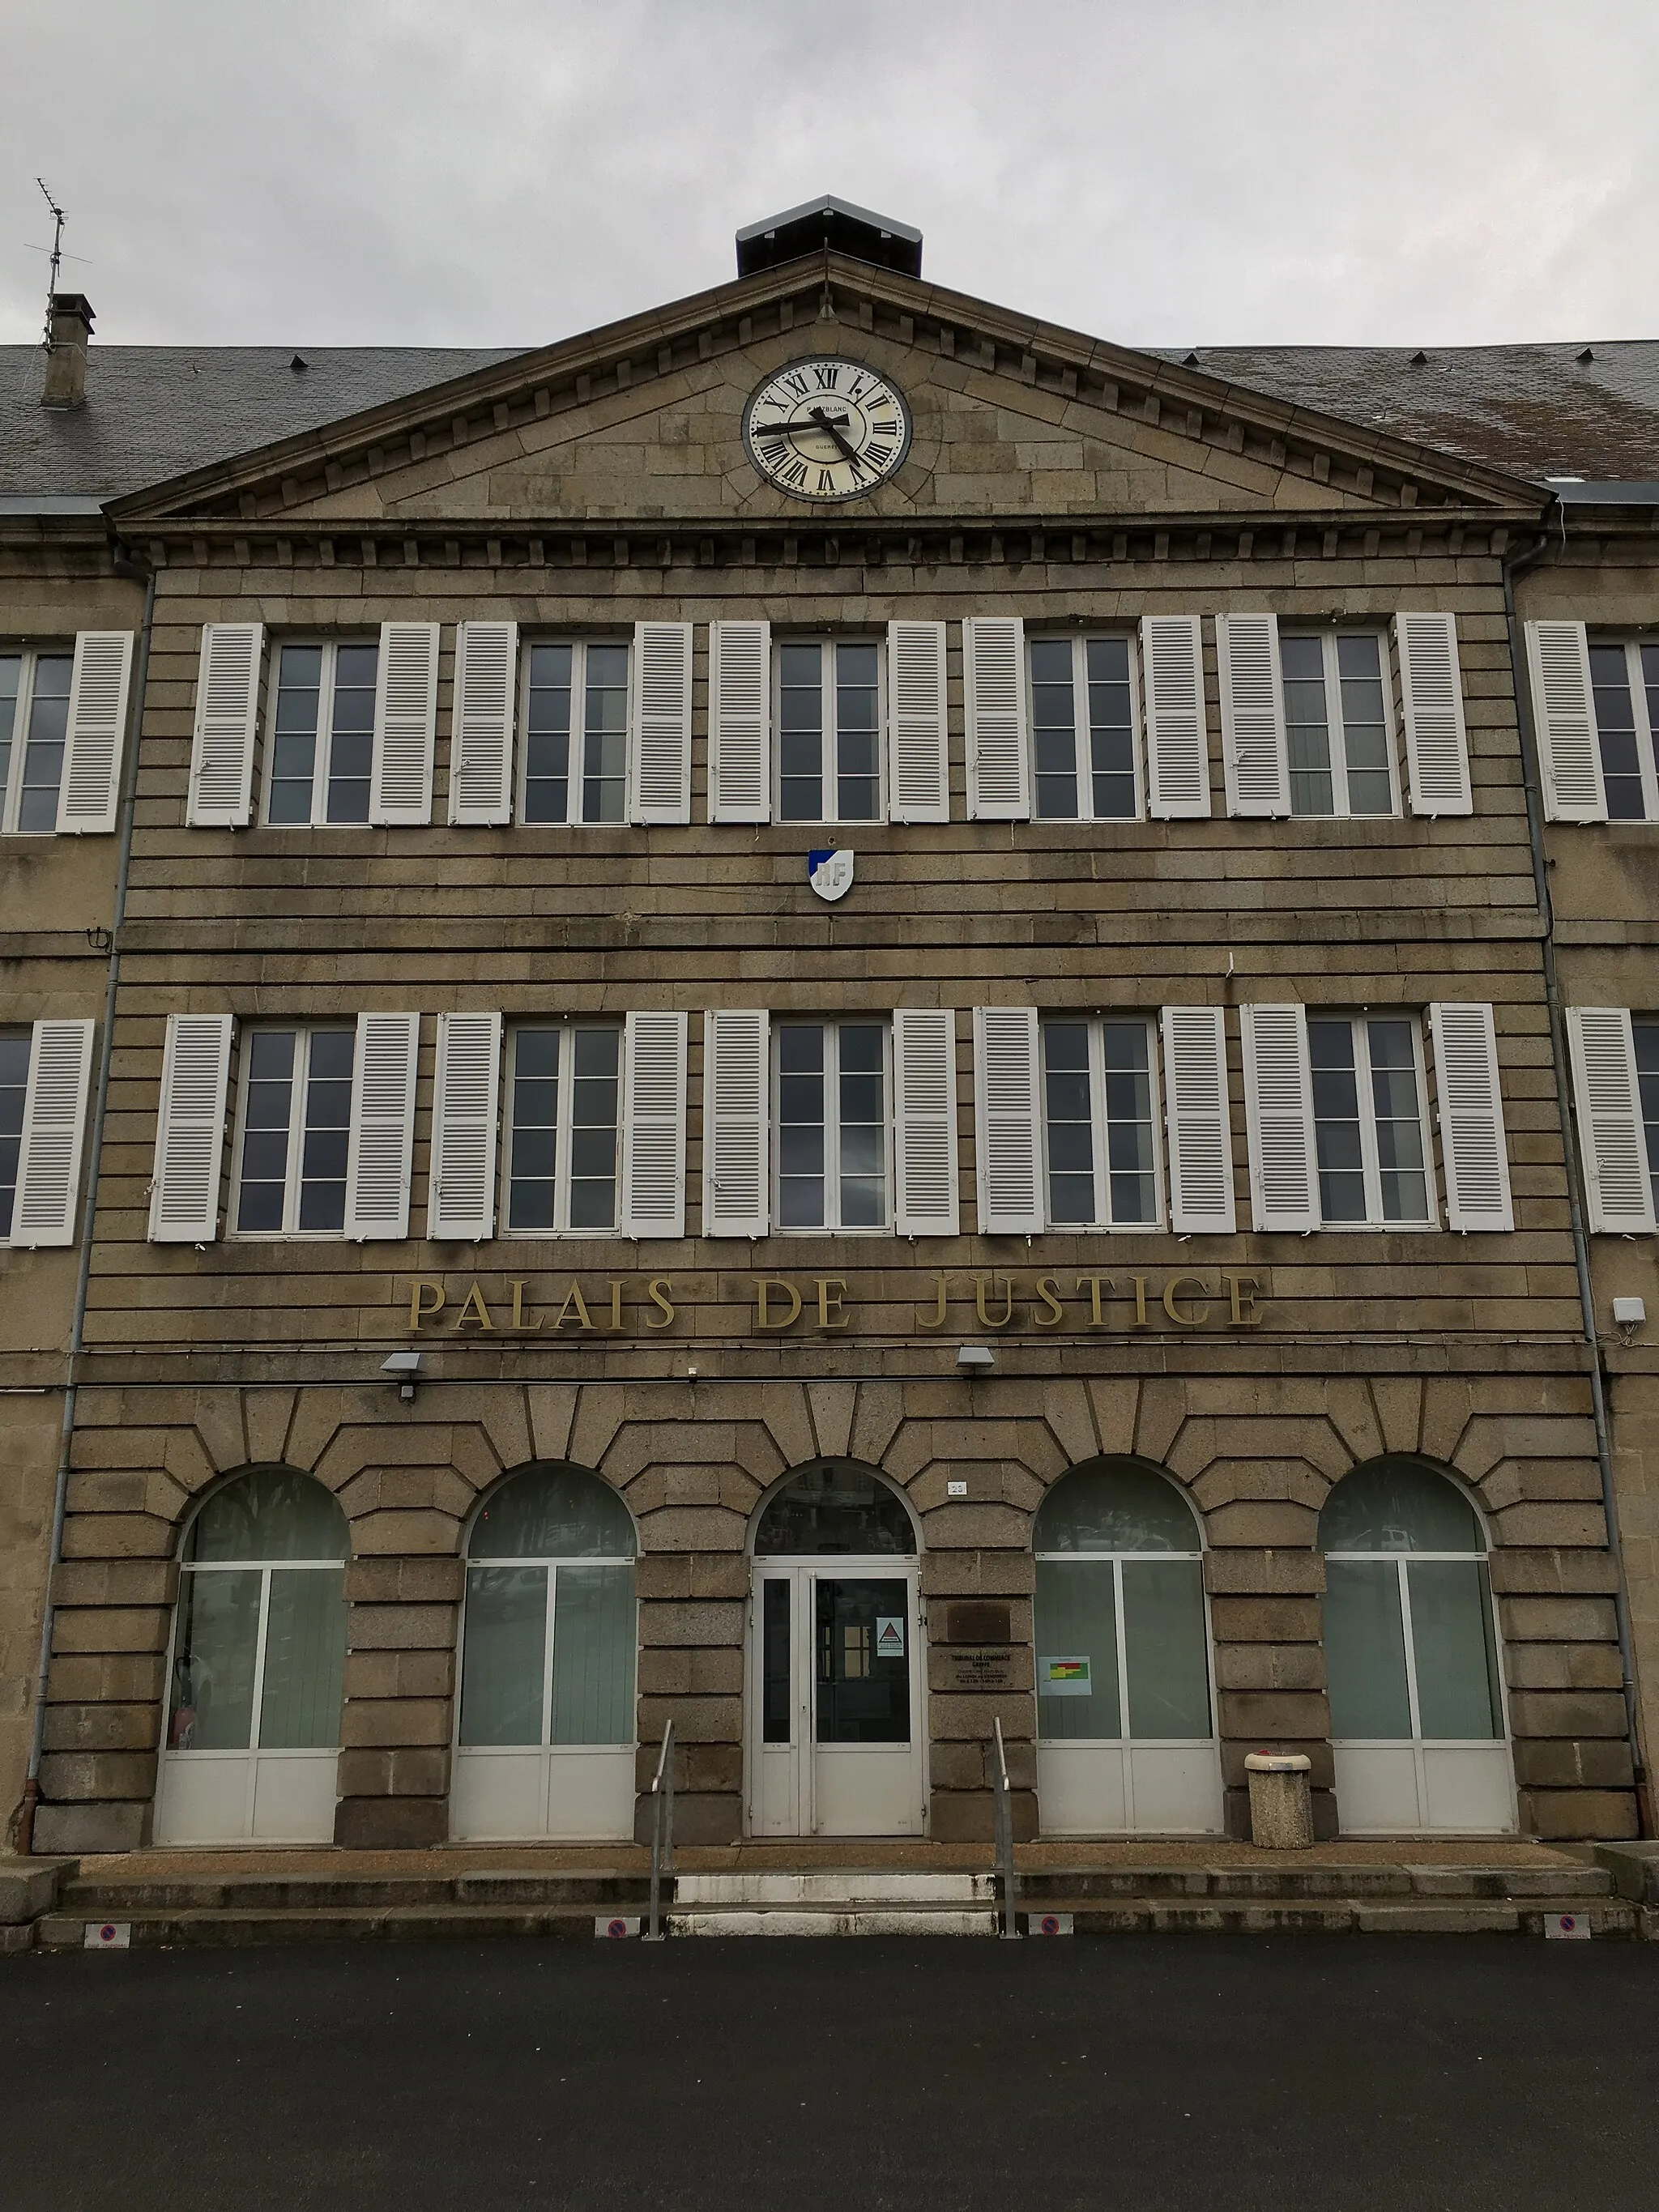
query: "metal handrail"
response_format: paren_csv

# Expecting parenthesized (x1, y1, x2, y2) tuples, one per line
(992, 1717, 1021, 1940)
(643, 1719, 676, 1941)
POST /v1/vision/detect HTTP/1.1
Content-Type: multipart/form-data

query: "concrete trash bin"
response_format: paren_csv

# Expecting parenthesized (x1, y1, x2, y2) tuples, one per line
(1244, 1752, 1314, 1849)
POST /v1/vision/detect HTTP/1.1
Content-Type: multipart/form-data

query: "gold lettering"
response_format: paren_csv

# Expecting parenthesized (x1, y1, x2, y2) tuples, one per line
(755, 1277, 803, 1331)
(1073, 1275, 1113, 1328)
(1131, 1276, 1150, 1329)
(1032, 1277, 1064, 1328)
(1226, 1272, 1266, 1328)
(645, 1278, 675, 1328)
(975, 1274, 1015, 1330)
(816, 1278, 850, 1331)
(454, 1281, 494, 1331)
(1162, 1275, 1210, 1326)
(408, 1279, 446, 1331)
(607, 1279, 625, 1332)
(915, 1272, 950, 1330)
(552, 1281, 595, 1332)
(509, 1281, 543, 1333)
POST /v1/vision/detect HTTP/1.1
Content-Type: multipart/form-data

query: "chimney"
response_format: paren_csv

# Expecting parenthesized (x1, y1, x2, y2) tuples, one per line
(41, 293, 94, 408)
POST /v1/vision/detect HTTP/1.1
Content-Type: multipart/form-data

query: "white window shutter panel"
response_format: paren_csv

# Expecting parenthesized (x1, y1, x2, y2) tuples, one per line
(148, 1013, 233, 1243)
(1396, 612, 1473, 816)
(426, 1012, 501, 1240)
(973, 1007, 1043, 1233)
(187, 623, 264, 828)
(345, 1012, 420, 1240)
(1217, 613, 1289, 816)
(1141, 616, 1211, 819)
(702, 1009, 770, 1235)
(11, 1019, 95, 1247)
(963, 617, 1030, 820)
(1240, 1004, 1319, 1231)
(708, 621, 770, 823)
(369, 621, 439, 825)
(621, 1010, 689, 1237)
(56, 632, 133, 835)
(448, 621, 517, 825)
(630, 621, 693, 825)
(886, 621, 949, 822)
(1524, 620, 1605, 822)
(1428, 1002, 1514, 1233)
(1566, 1008, 1657, 1234)
(893, 1008, 959, 1236)
(1160, 1007, 1235, 1234)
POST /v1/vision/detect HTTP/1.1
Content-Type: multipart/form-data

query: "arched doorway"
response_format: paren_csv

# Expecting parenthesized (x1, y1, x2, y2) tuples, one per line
(1033, 1458, 1222, 1835)
(747, 1461, 924, 1838)
(1320, 1456, 1514, 1834)
(450, 1463, 638, 1842)
(156, 1468, 348, 1845)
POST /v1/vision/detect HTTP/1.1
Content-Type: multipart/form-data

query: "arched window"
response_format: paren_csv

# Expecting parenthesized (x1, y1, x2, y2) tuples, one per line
(753, 1461, 916, 1557)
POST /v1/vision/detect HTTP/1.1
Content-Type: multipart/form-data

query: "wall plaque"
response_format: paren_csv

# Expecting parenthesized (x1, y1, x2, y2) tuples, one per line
(940, 1648, 1020, 1693)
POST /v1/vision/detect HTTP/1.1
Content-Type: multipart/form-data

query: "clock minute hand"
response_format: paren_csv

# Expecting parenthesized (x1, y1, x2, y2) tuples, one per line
(807, 406, 863, 467)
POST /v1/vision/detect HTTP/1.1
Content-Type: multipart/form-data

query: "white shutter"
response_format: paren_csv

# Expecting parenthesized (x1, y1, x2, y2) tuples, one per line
(56, 632, 133, 835)
(1566, 1008, 1657, 1234)
(1428, 1002, 1514, 1233)
(1396, 612, 1473, 816)
(448, 620, 517, 825)
(369, 621, 439, 826)
(1525, 620, 1606, 822)
(963, 617, 1030, 820)
(702, 1009, 770, 1236)
(1141, 616, 1211, 819)
(147, 1013, 233, 1243)
(1240, 1004, 1319, 1231)
(11, 1019, 95, 1247)
(886, 620, 949, 822)
(344, 1012, 420, 1240)
(187, 622, 264, 828)
(708, 621, 770, 823)
(1217, 612, 1290, 817)
(893, 1008, 959, 1236)
(426, 1012, 501, 1241)
(973, 1007, 1043, 1234)
(1160, 1007, 1235, 1234)
(630, 621, 693, 825)
(621, 1010, 689, 1237)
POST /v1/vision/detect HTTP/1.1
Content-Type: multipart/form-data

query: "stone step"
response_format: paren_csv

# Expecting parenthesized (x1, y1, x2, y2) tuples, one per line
(35, 1905, 621, 1950)
(1021, 1894, 1638, 1937)
(55, 1871, 650, 1915)
(674, 1871, 992, 1907)
(1028, 1865, 1614, 1903)
(670, 1907, 999, 1937)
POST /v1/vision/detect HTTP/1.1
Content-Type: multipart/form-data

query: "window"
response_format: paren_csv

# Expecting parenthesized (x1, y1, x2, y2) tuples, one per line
(1029, 635, 1138, 820)
(1633, 1019, 1659, 1216)
(0, 648, 75, 833)
(775, 1020, 889, 1230)
(775, 639, 881, 823)
(520, 641, 630, 825)
(265, 641, 378, 825)
(1587, 641, 1659, 820)
(1040, 1018, 1161, 1227)
(504, 1022, 622, 1232)
(232, 1026, 356, 1234)
(0, 1029, 29, 1236)
(1308, 1015, 1432, 1225)
(1280, 632, 1396, 817)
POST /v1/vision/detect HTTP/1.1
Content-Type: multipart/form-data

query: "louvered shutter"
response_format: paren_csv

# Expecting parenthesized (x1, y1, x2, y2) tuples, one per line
(187, 622, 265, 828)
(1525, 620, 1606, 822)
(702, 1009, 770, 1236)
(1428, 1002, 1513, 1232)
(1160, 1007, 1235, 1234)
(1141, 616, 1211, 819)
(148, 1013, 233, 1243)
(1240, 1004, 1319, 1231)
(708, 621, 770, 823)
(963, 617, 1030, 820)
(1396, 612, 1473, 816)
(886, 620, 949, 822)
(426, 1012, 501, 1240)
(629, 621, 693, 825)
(369, 621, 439, 826)
(344, 1012, 420, 1240)
(893, 1008, 959, 1236)
(1566, 1008, 1657, 1234)
(11, 1019, 95, 1247)
(1217, 612, 1290, 817)
(621, 1010, 689, 1237)
(448, 620, 517, 825)
(973, 1007, 1043, 1234)
(56, 632, 133, 835)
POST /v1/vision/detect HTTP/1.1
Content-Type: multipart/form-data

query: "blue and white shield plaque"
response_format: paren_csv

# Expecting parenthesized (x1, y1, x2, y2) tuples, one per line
(807, 848, 855, 902)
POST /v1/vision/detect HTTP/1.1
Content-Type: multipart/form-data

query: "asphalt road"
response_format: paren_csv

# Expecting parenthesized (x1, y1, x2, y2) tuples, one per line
(2, 1934, 1655, 2211)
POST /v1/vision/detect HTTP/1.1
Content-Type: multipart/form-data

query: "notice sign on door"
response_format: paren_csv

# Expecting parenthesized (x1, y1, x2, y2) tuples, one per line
(1039, 1656, 1091, 1697)
(876, 1617, 906, 1660)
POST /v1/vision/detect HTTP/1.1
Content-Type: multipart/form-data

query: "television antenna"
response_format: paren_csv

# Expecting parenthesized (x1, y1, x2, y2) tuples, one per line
(27, 181, 92, 350)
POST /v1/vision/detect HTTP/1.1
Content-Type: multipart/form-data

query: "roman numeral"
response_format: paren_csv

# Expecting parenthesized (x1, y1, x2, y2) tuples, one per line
(812, 364, 841, 390)
(782, 371, 808, 397)
(866, 442, 895, 466)
(872, 419, 899, 436)
(780, 457, 808, 488)
(817, 468, 836, 493)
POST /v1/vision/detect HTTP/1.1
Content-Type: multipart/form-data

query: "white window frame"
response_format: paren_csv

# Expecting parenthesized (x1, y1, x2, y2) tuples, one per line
(1279, 628, 1401, 820)
(260, 637, 380, 827)
(1026, 632, 1145, 824)
(1587, 637, 1659, 822)
(500, 1018, 625, 1237)
(0, 1024, 32, 1239)
(772, 635, 886, 827)
(229, 1022, 357, 1239)
(1038, 1015, 1166, 1230)
(515, 637, 634, 828)
(0, 643, 76, 834)
(1309, 1011, 1436, 1230)
(772, 1016, 893, 1234)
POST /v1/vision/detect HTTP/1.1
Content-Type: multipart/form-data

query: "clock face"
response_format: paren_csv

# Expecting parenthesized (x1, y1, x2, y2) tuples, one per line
(743, 358, 911, 502)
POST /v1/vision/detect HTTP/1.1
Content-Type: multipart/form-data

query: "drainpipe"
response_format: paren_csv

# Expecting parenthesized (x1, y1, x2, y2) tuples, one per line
(1502, 507, 1648, 1831)
(14, 546, 155, 1857)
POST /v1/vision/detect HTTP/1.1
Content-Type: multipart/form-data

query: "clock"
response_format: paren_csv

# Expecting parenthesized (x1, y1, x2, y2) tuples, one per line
(743, 357, 911, 501)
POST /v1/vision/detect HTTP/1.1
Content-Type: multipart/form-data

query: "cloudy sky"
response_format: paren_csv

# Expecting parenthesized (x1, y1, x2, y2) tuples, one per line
(3, 0, 1656, 354)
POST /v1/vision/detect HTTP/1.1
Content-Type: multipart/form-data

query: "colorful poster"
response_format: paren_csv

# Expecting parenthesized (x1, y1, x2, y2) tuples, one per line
(1039, 1655, 1092, 1698)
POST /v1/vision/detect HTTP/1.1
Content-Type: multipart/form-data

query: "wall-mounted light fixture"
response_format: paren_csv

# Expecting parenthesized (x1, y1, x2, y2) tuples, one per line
(382, 1350, 423, 1401)
(957, 1345, 995, 1372)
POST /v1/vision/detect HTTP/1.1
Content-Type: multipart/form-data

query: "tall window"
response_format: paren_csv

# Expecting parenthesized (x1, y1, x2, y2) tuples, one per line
(1309, 1015, 1432, 1225)
(1587, 641, 1659, 820)
(1029, 635, 1138, 820)
(233, 1026, 355, 1234)
(776, 640, 881, 823)
(0, 1029, 30, 1237)
(505, 1022, 622, 1232)
(1281, 632, 1396, 817)
(1632, 1019, 1659, 1216)
(0, 648, 75, 833)
(1041, 1018, 1161, 1226)
(265, 641, 378, 825)
(775, 1020, 889, 1230)
(521, 641, 630, 825)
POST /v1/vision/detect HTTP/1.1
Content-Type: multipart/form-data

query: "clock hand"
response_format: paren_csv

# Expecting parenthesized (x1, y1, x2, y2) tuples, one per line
(753, 411, 851, 437)
(807, 406, 864, 467)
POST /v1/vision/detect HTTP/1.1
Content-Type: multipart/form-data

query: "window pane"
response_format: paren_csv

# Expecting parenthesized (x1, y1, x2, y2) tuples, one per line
(270, 646, 322, 823)
(1085, 637, 1137, 819)
(1282, 633, 1334, 816)
(1030, 637, 1079, 819)
(836, 1021, 886, 1227)
(509, 1027, 559, 1230)
(778, 642, 825, 821)
(257, 1566, 347, 1749)
(325, 643, 377, 823)
(1101, 1021, 1157, 1224)
(459, 1565, 548, 1745)
(567, 1026, 620, 1230)
(168, 1568, 262, 1750)
(1324, 1560, 1413, 1739)
(297, 1029, 353, 1232)
(814, 1576, 911, 1745)
(548, 1563, 636, 1745)
(1043, 1021, 1095, 1225)
(1309, 1018, 1367, 1221)
(18, 653, 72, 833)
(0, 654, 21, 818)
(778, 1025, 825, 1227)
(1640, 644, 1659, 807)
(1635, 1018, 1659, 1218)
(237, 1030, 296, 1232)
(1335, 633, 1392, 815)
(581, 644, 629, 824)
(1122, 1558, 1211, 1738)
(1409, 1560, 1501, 1740)
(834, 641, 880, 820)
(525, 643, 573, 824)
(0, 1029, 31, 1239)
(1590, 644, 1646, 820)
(1034, 1559, 1121, 1741)
(1367, 1019, 1429, 1221)
(762, 1577, 791, 1743)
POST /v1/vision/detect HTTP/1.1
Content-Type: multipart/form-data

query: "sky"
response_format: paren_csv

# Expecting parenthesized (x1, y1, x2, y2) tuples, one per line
(3, 0, 1657, 355)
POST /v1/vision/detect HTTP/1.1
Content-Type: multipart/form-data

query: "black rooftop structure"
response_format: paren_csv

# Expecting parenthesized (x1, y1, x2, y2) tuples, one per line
(736, 196, 923, 279)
